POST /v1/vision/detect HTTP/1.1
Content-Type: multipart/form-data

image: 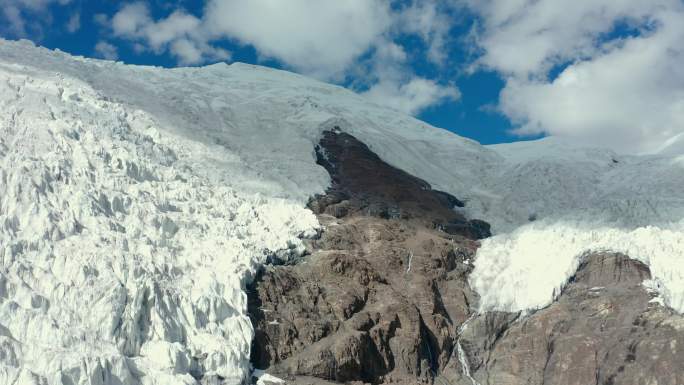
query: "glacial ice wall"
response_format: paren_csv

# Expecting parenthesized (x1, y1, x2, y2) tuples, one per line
(470, 139, 684, 315)
(0, 62, 317, 384)
(471, 220, 684, 314)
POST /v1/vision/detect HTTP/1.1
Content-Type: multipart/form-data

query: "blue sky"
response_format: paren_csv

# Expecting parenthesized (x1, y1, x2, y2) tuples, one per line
(2, 0, 683, 153)
(0, 0, 522, 145)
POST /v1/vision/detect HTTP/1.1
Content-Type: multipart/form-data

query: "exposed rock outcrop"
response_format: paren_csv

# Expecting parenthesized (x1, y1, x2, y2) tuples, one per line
(311, 129, 490, 240)
(248, 130, 684, 385)
(248, 130, 486, 384)
(459, 253, 684, 385)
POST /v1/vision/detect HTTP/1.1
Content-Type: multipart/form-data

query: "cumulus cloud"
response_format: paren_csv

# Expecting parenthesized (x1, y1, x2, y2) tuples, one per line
(203, 0, 392, 79)
(359, 40, 460, 115)
(65, 11, 79, 33)
(106, 0, 391, 74)
(364, 77, 460, 115)
(110, 2, 151, 37)
(107, 2, 230, 65)
(466, 0, 668, 78)
(396, 0, 454, 66)
(0, 0, 72, 37)
(465, 0, 684, 154)
(94, 41, 119, 60)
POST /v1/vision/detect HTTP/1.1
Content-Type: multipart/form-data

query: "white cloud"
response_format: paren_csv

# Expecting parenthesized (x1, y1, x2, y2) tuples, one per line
(106, 0, 391, 74)
(144, 11, 201, 49)
(1, 3, 25, 36)
(465, 0, 684, 154)
(93, 13, 109, 27)
(466, 0, 672, 78)
(203, 0, 391, 79)
(364, 77, 460, 115)
(94, 41, 119, 60)
(396, 0, 454, 65)
(65, 11, 79, 33)
(111, 2, 151, 37)
(0, 0, 72, 36)
(170, 38, 230, 66)
(358, 40, 460, 115)
(108, 2, 230, 65)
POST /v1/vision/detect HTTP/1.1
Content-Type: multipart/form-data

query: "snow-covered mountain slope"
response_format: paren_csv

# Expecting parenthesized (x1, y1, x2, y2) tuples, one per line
(0, 38, 683, 384)
(481, 137, 684, 231)
(0, 40, 493, 206)
(0, 42, 318, 385)
(2, 39, 681, 231)
(475, 138, 684, 313)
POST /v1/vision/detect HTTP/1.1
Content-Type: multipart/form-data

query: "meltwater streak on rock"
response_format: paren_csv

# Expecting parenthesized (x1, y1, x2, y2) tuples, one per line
(455, 315, 479, 385)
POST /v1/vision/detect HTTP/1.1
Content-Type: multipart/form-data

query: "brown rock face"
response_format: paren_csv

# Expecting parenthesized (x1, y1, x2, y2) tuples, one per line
(311, 129, 490, 240)
(248, 130, 684, 385)
(248, 130, 485, 384)
(460, 253, 684, 385)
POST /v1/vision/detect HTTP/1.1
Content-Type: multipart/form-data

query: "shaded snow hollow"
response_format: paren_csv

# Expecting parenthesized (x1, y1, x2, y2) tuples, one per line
(0, 39, 683, 384)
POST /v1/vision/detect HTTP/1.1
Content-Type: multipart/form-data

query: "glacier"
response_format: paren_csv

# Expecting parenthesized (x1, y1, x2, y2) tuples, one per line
(472, 138, 684, 314)
(471, 220, 684, 314)
(0, 42, 319, 384)
(0, 38, 683, 384)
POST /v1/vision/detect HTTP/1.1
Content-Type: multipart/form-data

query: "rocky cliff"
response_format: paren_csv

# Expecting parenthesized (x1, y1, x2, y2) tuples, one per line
(248, 131, 684, 385)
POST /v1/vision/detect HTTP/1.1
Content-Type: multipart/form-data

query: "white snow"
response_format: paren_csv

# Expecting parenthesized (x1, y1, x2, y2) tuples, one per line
(0, 38, 683, 383)
(252, 369, 284, 385)
(479, 137, 684, 232)
(471, 220, 684, 314)
(0, 43, 318, 384)
(470, 138, 684, 314)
